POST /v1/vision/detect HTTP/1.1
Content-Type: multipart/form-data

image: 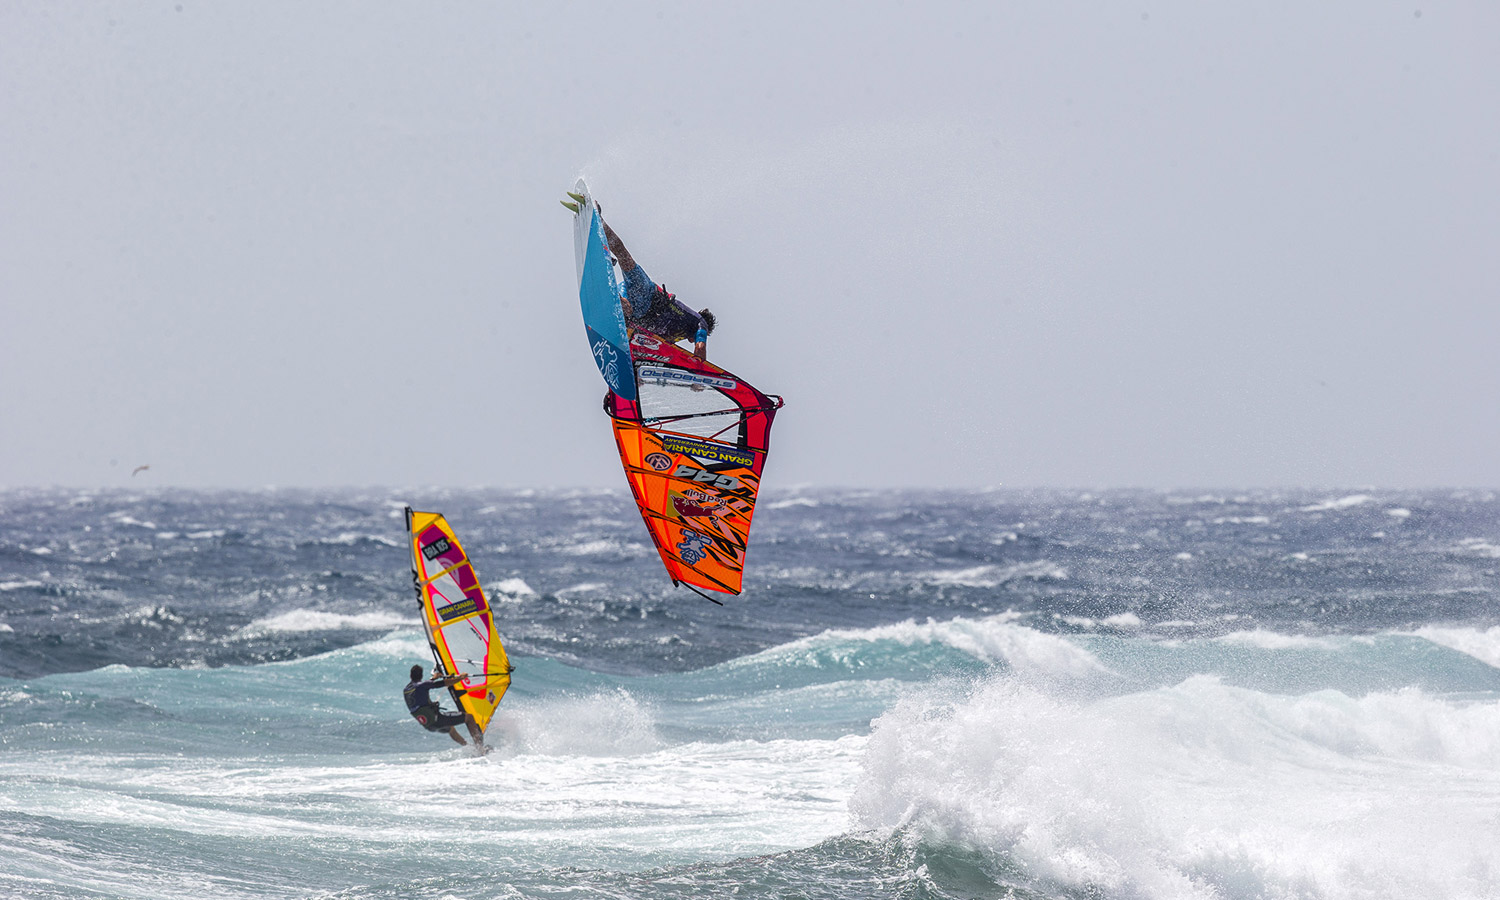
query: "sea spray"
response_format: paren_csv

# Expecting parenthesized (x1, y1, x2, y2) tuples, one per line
(851, 670, 1500, 899)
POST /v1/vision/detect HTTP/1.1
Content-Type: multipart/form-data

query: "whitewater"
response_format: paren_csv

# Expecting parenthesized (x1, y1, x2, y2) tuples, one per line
(2, 488, 1498, 899)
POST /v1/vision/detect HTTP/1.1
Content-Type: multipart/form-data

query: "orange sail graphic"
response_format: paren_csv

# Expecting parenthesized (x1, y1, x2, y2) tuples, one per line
(605, 331, 783, 596)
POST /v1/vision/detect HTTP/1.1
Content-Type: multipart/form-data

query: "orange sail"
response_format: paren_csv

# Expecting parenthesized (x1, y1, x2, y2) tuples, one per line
(605, 331, 783, 596)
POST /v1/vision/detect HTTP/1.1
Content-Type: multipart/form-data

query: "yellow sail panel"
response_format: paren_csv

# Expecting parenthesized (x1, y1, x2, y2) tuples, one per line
(406, 508, 511, 733)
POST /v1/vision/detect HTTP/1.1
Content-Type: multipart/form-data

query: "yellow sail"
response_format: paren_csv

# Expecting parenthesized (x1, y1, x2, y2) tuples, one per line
(406, 508, 512, 733)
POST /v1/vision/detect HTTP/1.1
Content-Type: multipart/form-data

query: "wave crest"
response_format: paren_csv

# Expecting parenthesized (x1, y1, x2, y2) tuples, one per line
(852, 673, 1500, 899)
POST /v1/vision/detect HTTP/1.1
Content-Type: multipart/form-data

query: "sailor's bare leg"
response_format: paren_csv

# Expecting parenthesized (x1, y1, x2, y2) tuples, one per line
(464, 714, 486, 752)
(601, 220, 636, 272)
(444, 727, 468, 746)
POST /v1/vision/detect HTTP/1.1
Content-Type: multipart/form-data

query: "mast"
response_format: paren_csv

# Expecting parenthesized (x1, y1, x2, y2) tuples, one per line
(405, 506, 449, 679)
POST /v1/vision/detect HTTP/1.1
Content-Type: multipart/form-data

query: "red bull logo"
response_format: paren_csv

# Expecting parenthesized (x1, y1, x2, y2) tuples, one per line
(670, 489, 727, 519)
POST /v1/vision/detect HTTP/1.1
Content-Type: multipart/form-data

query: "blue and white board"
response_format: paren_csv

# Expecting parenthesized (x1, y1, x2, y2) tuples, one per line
(570, 178, 635, 402)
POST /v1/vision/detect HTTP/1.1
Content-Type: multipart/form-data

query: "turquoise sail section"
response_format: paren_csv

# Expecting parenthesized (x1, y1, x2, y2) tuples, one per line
(578, 205, 635, 402)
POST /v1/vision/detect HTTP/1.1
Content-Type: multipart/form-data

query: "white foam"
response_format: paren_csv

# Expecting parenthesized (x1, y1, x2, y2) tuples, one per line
(774, 614, 1112, 683)
(0, 733, 863, 874)
(0, 580, 44, 592)
(111, 515, 157, 529)
(1166, 494, 1229, 506)
(317, 533, 400, 547)
(560, 538, 647, 557)
(239, 610, 417, 636)
(851, 673, 1500, 899)
(1213, 629, 1340, 651)
(0, 623, 13, 633)
(1300, 494, 1373, 512)
(1101, 613, 1142, 630)
(1386, 507, 1412, 518)
(1414, 626, 1500, 670)
(1211, 515, 1270, 525)
(1059, 613, 1141, 632)
(489, 577, 536, 597)
(766, 496, 819, 510)
(556, 582, 607, 596)
(920, 561, 1066, 588)
(923, 565, 1000, 587)
(1458, 538, 1500, 559)
(496, 688, 662, 757)
(348, 630, 430, 659)
(186, 530, 225, 540)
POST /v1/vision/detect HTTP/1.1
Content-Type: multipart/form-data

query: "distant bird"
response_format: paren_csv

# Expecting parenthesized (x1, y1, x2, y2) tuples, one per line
(131, 465, 150, 477)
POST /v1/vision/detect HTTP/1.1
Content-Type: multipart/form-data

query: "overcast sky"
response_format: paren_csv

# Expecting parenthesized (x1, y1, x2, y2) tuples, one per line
(3, 2, 1496, 490)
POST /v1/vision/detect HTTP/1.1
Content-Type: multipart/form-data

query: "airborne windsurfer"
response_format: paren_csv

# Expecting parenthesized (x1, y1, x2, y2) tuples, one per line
(597, 213, 715, 362)
(404, 664, 486, 750)
(564, 180, 784, 597)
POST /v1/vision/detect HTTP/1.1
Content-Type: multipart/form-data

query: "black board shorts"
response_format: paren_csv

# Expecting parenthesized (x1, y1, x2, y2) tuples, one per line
(413, 706, 466, 732)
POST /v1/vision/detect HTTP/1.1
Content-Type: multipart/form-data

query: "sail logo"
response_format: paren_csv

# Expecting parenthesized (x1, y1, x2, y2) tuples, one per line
(670, 489, 728, 520)
(638, 366, 737, 391)
(421, 537, 452, 560)
(672, 464, 741, 492)
(437, 596, 480, 621)
(592, 339, 623, 392)
(676, 529, 713, 565)
(645, 453, 673, 471)
(631, 333, 662, 350)
(658, 435, 756, 468)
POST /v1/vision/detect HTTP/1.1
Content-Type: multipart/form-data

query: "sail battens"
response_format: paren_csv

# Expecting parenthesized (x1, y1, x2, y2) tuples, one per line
(605, 331, 782, 596)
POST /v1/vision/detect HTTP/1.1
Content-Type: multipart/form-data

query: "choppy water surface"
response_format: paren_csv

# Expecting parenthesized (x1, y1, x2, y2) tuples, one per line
(2, 488, 1498, 899)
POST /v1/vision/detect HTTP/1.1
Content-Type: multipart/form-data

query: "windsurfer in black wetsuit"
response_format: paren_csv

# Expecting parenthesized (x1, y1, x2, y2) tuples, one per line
(404, 664, 485, 750)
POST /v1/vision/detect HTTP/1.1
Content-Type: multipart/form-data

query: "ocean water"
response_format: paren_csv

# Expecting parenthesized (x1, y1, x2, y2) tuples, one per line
(2, 487, 1498, 899)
